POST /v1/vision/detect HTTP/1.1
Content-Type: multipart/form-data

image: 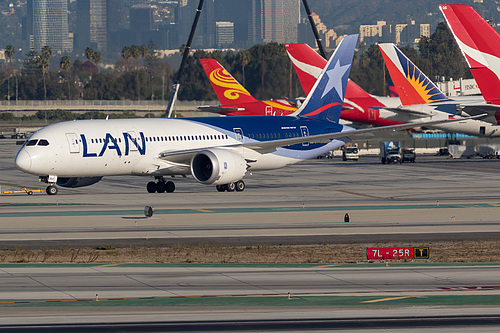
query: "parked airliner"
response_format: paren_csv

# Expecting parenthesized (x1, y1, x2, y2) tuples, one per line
(14, 35, 478, 195)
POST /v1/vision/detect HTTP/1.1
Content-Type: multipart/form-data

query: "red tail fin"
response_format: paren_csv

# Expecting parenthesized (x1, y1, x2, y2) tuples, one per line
(440, 4, 500, 104)
(199, 59, 258, 105)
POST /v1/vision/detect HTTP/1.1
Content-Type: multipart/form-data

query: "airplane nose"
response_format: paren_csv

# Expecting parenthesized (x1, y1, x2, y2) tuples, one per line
(15, 149, 32, 172)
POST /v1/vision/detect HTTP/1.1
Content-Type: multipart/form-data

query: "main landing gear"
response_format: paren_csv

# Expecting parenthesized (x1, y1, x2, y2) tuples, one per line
(147, 177, 175, 193)
(216, 180, 245, 192)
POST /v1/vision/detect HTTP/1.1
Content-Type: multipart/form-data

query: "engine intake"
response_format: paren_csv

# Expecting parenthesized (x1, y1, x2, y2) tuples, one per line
(191, 149, 246, 185)
(56, 177, 103, 188)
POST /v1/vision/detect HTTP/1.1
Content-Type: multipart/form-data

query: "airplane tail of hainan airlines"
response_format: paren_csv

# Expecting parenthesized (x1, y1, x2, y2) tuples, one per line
(293, 34, 358, 122)
(379, 43, 451, 106)
(199, 58, 258, 106)
(440, 4, 500, 105)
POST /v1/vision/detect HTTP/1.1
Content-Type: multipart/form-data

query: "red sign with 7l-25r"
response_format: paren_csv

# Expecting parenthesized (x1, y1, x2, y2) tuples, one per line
(367, 247, 414, 260)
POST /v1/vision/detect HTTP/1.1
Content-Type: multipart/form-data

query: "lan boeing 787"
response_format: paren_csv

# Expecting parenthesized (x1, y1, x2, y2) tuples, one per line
(14, 35, 477, 195)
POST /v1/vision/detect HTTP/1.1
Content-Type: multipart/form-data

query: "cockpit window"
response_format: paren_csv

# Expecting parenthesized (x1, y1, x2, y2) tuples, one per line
(25, 139, 38, 146)
(37, 139, 49, 146)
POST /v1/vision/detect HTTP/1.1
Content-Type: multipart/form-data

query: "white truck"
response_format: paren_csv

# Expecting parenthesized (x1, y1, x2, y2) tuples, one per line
(342, 147, 359, 161)
(380, 141, 401, 164)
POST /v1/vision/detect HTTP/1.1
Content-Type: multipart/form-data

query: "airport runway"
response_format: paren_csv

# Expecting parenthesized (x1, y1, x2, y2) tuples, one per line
(1, 263, 500, 331)
(3, 139, 500, 330)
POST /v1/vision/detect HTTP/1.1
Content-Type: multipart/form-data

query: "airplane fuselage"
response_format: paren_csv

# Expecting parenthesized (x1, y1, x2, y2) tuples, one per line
(16, 117, 350, 179)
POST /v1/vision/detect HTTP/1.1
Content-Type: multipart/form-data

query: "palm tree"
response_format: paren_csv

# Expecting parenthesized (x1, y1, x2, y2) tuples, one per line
(60, 55, 71, 100)
(121, 46, 131, 70)
(5, 45, 15, 101)
(5, 45, 15, 65)
(238, 50, 251, 86)
(38, 45, 52, 100)
(93, 51, 102, 71)
(85, 47, 95, 63)
(130, 45, 142, 99)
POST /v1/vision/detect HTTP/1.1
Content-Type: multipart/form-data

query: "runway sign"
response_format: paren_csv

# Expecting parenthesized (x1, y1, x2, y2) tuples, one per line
(367, 247, 429, 260)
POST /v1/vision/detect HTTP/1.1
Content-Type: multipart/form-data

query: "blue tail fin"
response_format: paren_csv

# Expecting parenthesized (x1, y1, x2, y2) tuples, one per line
(295, 34, 358, 122)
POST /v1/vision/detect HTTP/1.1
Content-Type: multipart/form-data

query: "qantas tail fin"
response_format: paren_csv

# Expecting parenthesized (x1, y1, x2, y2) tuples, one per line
(294, 34, 358, 122)
(199, 58, 258, 106)
(379, 43, 451, 106)
(440, 4, 500, 104)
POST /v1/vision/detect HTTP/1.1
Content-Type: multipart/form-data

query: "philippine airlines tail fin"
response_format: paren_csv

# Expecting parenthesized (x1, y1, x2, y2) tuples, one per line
(440, 4, 500, 105)
(199, 58, 258, 106)
(379, 43, 450, 106)
(294, 34, 358, 122)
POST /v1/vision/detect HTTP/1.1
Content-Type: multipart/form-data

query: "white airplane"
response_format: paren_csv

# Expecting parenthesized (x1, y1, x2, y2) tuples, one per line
(14, 35, 480, 195)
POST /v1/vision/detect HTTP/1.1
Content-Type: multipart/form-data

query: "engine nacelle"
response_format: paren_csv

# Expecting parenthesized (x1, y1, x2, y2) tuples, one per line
(56, 177, 103, 188)
(191, 149, 246, 185)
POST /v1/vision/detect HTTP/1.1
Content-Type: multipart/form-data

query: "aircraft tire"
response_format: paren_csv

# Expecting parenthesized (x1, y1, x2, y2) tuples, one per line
(46, 185, 58, 195)
(147, 181, 157, 193)
(216, 185, 226, 192)
(226, 182, 236, 192)
(166, 181, 175, 193)
(235, 180, 245, 192)
(156, 181, 166, 193)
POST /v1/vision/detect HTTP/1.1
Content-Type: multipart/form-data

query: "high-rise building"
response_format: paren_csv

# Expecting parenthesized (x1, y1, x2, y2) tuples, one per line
(216, 21, 234, 47)
(76, 0, 107, 54)
(24, 0, 72, 54)
(248, 0, 264, 45)
(283, 0, 300, 43)
(263, 0, 284, 43)
(130, 5, 154, 31)
(106, 0, 125, 53)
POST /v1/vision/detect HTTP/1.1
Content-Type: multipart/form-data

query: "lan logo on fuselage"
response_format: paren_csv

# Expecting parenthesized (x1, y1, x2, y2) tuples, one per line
(396, 52, 450, 104)
(209, 68, 251, 101)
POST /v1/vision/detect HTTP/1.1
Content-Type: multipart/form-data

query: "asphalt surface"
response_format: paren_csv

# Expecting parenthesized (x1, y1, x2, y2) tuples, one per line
(3, 138, 500, 330)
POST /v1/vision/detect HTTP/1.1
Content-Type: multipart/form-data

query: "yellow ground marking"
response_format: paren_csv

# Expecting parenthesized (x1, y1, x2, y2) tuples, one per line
(336, 190, 396, 200)
(361, 296, 418, 303)
(490, 204, 500, 207)
(192, 209, 213, 213)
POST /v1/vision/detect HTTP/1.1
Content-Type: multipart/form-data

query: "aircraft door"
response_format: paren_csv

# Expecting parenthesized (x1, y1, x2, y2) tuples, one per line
(300, 126, 309, 146)
(480, 126, 486, 136)
(65, 133, 80, 153)
(233, 128, 244, 143)
(265, 105, 273, 115)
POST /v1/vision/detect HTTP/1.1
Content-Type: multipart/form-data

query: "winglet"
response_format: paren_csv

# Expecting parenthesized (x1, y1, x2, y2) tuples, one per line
(294, 34, 358, 123)
(199, 59, 258, 106)
(440, 4, 500, 105)
(379, 43, 450, 106)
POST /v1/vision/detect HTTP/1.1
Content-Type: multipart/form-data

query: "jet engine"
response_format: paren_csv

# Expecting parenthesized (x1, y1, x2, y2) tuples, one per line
(191, 148, 246, 185)
(56, 177, 103, 188)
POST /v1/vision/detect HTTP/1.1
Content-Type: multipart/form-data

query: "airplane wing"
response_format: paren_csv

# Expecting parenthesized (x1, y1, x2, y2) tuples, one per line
(458, 104, 500, 125)
(158, 114, 485, 163)
(379, 107, 435, 118)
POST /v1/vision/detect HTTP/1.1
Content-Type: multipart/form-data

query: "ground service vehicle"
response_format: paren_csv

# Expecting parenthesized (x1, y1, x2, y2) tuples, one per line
(401, 148, 416, 163)
(380, 141, 402, 164)
(342, 147, 359, 161)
